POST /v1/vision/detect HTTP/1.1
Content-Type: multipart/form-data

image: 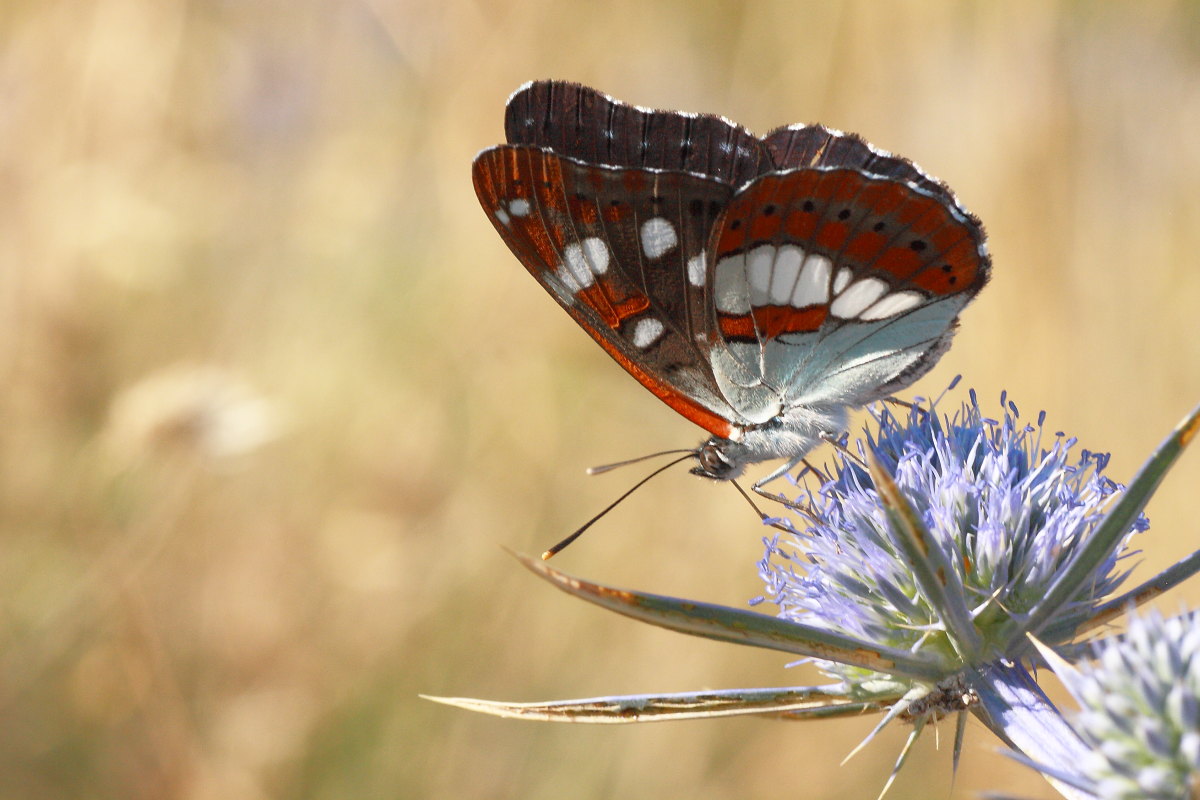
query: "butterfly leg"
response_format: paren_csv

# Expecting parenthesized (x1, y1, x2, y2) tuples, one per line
(883, 395, 931, 420)
(749, 455, 810, 508)
(729, 480, 798, 533)
(883, 395, 916, 411)
(818, 430, 867, 468)
(748, 433, 846, 515)
(752, 455, 804, 489)
(800, 457, 831, 484)
(747, 465, 829, 526)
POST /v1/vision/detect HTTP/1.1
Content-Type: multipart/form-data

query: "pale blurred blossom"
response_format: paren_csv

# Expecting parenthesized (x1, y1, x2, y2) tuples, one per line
(105, 364, 282, 463)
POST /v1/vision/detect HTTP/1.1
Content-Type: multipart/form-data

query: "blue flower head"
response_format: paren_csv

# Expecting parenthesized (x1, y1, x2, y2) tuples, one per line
(759, 389, 1149, 687)
(1050, 609, 1200, 799)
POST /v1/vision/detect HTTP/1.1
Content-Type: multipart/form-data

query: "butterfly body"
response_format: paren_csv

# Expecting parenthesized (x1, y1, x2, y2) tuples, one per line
(692, 405, 846, 481)
(473, 81, 989, 487)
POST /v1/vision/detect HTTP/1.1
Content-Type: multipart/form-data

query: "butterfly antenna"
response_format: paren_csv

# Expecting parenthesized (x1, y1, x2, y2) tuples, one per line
(586, 449, 696, 475)
(541, 453, 696, 560)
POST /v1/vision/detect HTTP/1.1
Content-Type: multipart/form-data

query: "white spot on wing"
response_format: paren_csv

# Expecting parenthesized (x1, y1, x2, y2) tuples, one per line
(769, 245, 805, 304)
(553, 266, 582, 294)
(509, 198, 531, 217)
(580, 237, 609, 275)
(831, 277, 889, 318)
(551, 265, 580, 296)
(860, 290, 924, 320)
(632, 317, 665, 349)
(746, 245, 774, 305)
(495, 208, 511, 226)
(686, 253, 706, 287)
(791, 253, 832, 307)
(559, 238, 609, 291)
(640, 217, 678, 259)
(561, 242, 597, 289)
(833, 267, 853, 294)
(714, 254, 750, 313)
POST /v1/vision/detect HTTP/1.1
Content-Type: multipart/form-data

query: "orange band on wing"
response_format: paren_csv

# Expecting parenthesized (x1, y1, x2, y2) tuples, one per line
(575, 317, 735, 437)
(719, 306, 828, 340)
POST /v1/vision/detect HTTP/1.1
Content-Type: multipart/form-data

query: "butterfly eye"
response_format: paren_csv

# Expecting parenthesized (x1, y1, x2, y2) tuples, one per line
(694, 440, 741, 481)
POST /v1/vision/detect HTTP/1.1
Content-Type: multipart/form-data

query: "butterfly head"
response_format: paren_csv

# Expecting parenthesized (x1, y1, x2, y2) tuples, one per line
(691, 437, 749, 482)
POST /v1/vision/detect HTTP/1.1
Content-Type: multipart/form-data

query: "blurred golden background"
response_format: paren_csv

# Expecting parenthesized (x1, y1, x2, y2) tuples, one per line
(4, 1, 1200, 798)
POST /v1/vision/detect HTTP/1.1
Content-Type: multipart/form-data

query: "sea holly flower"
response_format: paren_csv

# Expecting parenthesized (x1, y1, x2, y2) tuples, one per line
(758, 390, 1145, 695)
(426, 388, 1200, 798)
(1022, 609, 1200, 799)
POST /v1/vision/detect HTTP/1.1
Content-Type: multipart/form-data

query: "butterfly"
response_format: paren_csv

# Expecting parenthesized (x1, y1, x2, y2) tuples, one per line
(473, 80, 989, 494)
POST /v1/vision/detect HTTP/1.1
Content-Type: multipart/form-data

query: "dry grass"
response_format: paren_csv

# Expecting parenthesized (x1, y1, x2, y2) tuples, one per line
(3, 1, 1200, 797)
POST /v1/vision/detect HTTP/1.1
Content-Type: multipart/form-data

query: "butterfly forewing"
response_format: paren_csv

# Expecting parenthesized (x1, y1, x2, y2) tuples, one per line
(472, 144, 746, 436)
(504, 80, 773, 185)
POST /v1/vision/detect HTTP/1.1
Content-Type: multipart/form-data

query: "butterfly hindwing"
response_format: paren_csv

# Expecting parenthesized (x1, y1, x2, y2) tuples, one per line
(705, 165, 989, 409)
(472, 144, 744, 436)
(763, 124, 952, 204)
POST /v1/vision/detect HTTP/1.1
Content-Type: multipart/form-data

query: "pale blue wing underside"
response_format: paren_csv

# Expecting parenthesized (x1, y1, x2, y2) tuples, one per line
(777, 296, 969, 407)
(706, 283, 970, 421)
